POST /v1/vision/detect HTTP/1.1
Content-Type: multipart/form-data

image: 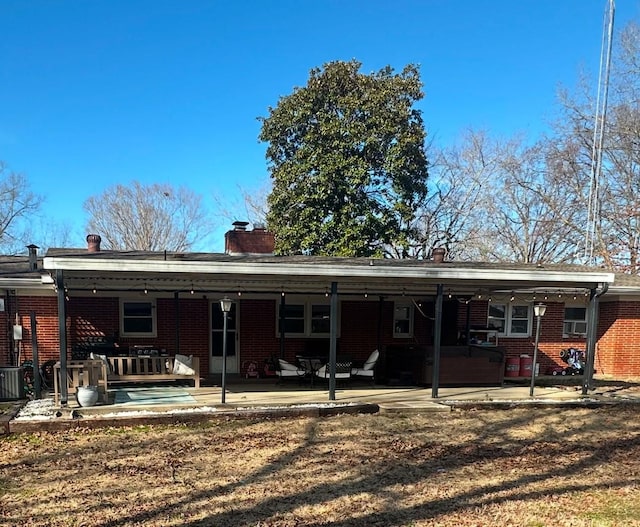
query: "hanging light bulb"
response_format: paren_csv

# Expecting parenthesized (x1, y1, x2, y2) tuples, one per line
(190, 283, 195, 295)
(92, 284, 97, 294)
(144, 283, 148, 295)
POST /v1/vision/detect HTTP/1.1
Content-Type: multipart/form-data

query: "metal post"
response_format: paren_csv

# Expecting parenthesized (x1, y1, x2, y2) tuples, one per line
(530, 303, 546, 397)
(174, 292, 180, 354)
(279, 294, 286, 358)
(582, 288, 600, 395)
(431, 284, 443, 398)
(55, 270, 68, 406)
(219, 296, 233, 404)
(30, 311, 40, 399)
(221, 309, 228, 404)
(329, 281, 338, 401)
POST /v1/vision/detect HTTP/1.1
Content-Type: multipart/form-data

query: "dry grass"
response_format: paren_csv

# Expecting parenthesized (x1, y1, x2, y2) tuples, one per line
(1, 407, 640, 526)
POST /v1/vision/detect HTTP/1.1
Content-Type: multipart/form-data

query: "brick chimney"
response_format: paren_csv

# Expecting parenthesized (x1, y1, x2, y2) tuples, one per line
(27, 244, 39, 270)
(432, 247, 446, 263)
(87, 234, 102, 253)
(225, 222, 275, 255)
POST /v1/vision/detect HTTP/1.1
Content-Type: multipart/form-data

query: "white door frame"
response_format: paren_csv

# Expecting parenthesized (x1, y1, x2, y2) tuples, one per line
(209, 300, 239, 374)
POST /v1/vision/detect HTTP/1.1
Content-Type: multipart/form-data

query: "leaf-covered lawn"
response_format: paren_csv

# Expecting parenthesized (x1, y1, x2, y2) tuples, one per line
(1, 407, 639, 526)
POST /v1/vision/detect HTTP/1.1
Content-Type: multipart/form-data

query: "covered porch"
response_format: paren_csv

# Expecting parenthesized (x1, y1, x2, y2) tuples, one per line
(43, 247, 615, 406)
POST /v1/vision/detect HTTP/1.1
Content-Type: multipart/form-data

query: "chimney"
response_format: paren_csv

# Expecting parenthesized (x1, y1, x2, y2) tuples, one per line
(27, 244, 39, 270)
(225, 221, 275, 255)
(432, 247, 446, 263)
(87, 234, 102, 253)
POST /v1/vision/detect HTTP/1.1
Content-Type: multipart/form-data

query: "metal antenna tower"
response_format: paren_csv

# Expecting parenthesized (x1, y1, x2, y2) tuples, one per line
(585, 0, 615, 263)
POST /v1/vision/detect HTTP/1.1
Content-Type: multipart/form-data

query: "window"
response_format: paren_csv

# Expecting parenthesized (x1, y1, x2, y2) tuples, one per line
(120, 299, 156, 337)
(278, 299, 336, 337)
(564, 306, 587, 337)
(280, 304, 305, 334)
(488, 302, 531, 337)
(393, 302, 414, 338)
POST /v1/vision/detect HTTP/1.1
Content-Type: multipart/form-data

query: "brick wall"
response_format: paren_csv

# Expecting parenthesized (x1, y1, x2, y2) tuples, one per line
(5, 293, 640, 379)
(467, 300, 595, 375)
(67, 296, 210, 366)
(1, 295, 60, 364)
(597, 301, 640, 377)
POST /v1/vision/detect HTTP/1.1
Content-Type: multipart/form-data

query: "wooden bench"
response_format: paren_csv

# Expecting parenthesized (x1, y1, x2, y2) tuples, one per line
(106, 356, 200, 388)
(53, 356, 200, 405)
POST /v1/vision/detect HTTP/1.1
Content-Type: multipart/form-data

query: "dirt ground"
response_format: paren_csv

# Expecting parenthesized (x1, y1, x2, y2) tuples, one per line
(1, 405, 639, 527)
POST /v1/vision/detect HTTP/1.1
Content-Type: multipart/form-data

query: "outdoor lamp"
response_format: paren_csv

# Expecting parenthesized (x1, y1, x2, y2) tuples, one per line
(530, 303, 547, 397)
(533, 303, 547, 318)
(220, 296, 233, 404)
(220, 296, 233, 314)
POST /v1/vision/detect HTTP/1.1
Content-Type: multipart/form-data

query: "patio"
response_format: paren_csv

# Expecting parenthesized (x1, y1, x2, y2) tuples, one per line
(27, 375, 627, 414)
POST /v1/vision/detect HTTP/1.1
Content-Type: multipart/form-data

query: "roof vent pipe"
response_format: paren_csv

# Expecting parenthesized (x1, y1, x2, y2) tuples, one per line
(27, 244, 39, 270)
(87, 234, 102, 253)
(432, 247, 446, 263)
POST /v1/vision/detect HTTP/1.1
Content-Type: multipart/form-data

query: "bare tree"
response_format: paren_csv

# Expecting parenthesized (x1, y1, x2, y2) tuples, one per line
(212, 180, 270, 228)
(482, 139, 583, 264)
(0, 161, 43, 254)
(550, 20, 640, 272)
(84, 181, 211, 251)
(400, 130, 497, 260)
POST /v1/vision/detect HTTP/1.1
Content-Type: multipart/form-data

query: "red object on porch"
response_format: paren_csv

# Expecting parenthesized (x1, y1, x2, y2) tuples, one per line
(519, 355, 533, 377)
(505, 357, 520, 377)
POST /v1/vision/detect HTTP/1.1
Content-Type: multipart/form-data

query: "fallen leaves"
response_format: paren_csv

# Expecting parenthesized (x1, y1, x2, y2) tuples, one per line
(1, 407, 640, 526)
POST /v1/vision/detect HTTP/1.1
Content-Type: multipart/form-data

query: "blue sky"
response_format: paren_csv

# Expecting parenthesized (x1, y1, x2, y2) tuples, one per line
(1, 0, 637, 252)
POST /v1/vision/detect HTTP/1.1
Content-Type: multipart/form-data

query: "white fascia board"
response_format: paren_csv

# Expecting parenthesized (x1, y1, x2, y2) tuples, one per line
(43, 257, 615, 286)
(0, 277, 54, 290)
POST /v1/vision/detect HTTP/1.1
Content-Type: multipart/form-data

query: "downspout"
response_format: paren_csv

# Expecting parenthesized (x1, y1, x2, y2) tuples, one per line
(582, 282, 609, 395)
(431, 284, 444, 398)
(55, 270, 68, 406)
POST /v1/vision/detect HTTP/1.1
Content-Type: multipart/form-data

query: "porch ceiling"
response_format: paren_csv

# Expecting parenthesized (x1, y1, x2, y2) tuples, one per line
(44, 253, 615, 296)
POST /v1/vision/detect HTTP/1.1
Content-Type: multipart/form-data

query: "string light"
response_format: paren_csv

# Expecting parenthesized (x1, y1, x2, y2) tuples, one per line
(144, 283, 148, 295)
(92, 284, 97, 294)
(190, 283, 194, 295)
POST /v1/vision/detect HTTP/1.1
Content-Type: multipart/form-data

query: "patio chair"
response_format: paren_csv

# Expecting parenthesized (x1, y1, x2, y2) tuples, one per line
(315, 359, 353, 385)
(351, 349, 379, 383)
(275, 358, 306, 383)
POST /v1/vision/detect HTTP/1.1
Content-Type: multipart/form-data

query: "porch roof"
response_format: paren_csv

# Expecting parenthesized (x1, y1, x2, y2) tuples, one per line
(43, 249, 615, 296)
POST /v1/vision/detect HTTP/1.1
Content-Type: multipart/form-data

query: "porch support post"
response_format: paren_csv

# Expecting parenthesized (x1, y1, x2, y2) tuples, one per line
(582, 287, 600, 395)
(279, 294, 286, 358)
(431, 284, 444, 398)
(328, 281, 338, 401)
(30, 311, 40, 399)
(174, 292, 180, 354)
(55, 270, 68, 406)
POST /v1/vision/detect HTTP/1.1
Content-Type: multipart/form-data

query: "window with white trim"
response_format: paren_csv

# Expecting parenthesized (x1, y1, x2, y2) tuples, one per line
(120, 299, 156, 337)
(564, 306, 587, 337)
(488, 302, 531, 337)
(278, 299, 336, 337)
(393, 302, 414, 338)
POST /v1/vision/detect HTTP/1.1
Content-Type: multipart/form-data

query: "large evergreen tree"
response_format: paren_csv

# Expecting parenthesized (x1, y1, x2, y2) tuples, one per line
(259, 60, 428, 257)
